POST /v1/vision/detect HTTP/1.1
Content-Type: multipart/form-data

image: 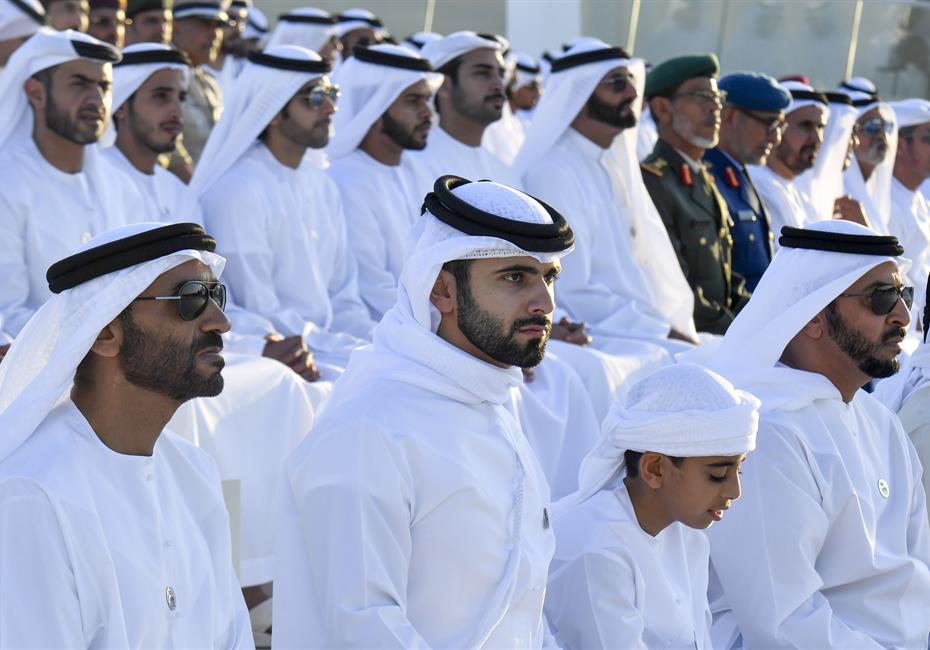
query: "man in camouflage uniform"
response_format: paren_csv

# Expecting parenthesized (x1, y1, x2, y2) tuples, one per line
(641, 54, 750, 335)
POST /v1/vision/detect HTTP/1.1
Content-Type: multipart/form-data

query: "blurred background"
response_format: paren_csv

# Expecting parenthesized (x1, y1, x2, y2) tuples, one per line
(262, 0, 930, 99)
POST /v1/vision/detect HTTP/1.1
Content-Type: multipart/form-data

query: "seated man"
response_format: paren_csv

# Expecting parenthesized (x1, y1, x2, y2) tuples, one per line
(690, 220, 930, 648)
(0, 222, 250, 647)
(546, 363, 759, 649)
(273, 177, 573, 648)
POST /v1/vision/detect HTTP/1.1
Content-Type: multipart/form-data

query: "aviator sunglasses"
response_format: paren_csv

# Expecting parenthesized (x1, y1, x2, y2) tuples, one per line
(133, 281, 227, 321)
(859, 117, 894, 137)
(304, 82, 341, 109)
(838, 284, 913, 315)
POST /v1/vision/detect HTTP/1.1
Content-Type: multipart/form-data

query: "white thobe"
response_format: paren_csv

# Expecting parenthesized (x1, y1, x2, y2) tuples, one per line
(0, 140, 133, 335)
(201, 141, 375, 367)
(707, 367, 930, 649)
(844, 158, 888, 234)
(547, 483, 713, 649)
(483, 103, 526, 166)
(327, 149, 422, 321)
(889, 177, 930, 323)
(748, 164, 817, 248)
(0, 400, 252, 649)
(272, 335, 555, 648)
(103, 145, 200, 224)
(522, 129, 673, 343)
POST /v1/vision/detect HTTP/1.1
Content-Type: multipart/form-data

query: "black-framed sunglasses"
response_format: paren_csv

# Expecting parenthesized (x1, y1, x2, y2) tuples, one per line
(600, 73, 634, 94)
(739, 108, 786, 136)
(133, 281, 227, 321)
(303, 82, 341, 109)
(838, 284, 913, 315)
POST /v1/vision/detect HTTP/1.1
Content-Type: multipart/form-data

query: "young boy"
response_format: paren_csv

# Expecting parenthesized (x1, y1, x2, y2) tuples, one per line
(545, 363, 759, 649)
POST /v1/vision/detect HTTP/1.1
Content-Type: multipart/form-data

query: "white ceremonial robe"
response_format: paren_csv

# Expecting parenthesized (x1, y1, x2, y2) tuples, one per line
(327, 149, 422, 321)
(0, 400, 252, 649)
(273, 334, 555, 648)
(201, 141, 375, 368)
(706, 367, 930, 649)
(845, 158, 889, 235)
(748, 164, 818, 248)
(889, 178, 930, 323)
(0, 139, 133, 335)
(483, 103, 526, 166)
(522, 129, 674, 344)
(103, 145, 200, 223)
(547, 483, 713, 649)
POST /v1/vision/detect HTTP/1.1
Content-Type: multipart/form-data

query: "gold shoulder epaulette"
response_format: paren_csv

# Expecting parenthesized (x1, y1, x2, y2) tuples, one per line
(641, 161, 663, 177)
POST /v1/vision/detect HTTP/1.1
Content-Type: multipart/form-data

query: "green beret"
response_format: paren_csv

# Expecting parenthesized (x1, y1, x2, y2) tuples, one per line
(126, 0, 172, 18)
(645, 53, 720, 99)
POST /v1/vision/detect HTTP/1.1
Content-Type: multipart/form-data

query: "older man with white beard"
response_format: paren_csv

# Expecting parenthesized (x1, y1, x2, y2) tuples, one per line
(689, 221, 930, 649)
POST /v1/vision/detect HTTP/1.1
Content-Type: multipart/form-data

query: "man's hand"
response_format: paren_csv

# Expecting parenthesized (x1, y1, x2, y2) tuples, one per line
(833, 196, 870, 228)
(262, 334, 321, 382)
(550, 317, 593, 346)
(0, 344, 9, 364)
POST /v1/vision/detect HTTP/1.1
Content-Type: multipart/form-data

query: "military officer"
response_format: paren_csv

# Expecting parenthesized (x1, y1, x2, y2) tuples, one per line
(704, 72, 790, 291)
(641, 54, 751, 335)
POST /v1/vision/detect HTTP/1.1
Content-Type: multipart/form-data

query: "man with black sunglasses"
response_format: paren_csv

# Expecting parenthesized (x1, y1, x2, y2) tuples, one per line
(686, 220, 930, 649)
(641, 53, 752, 335)
(0, 222, 253, 647)
(191, 45, 376, 375)
(704, 72, 790, 291)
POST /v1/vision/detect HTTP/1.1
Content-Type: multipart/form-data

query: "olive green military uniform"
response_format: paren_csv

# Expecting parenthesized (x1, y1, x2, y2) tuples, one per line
(642, 138, 750, 334)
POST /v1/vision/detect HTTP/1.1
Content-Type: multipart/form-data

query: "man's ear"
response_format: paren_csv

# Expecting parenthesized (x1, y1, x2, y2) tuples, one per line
(89, 316, 124, 359)
(638, 452, 668, 490)
(429, 270, 456, 314)
(800, 310, 827, 341)
(113, 102, 129, 125)
(436, 77, 453, 105)
(649, 96, 672, 126)
(23, 77, 47, 112)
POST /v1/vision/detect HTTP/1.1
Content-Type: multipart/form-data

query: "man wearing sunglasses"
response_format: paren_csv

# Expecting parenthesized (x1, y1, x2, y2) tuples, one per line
(839, 77, 898, 235)
(0, 222, 252, 647)
(192, 46, 376, 375)
(704, 72, 790, 291)
(889, 99, 930, 328)
(641, 53, 751, 335)
(687, 220, 930, 649)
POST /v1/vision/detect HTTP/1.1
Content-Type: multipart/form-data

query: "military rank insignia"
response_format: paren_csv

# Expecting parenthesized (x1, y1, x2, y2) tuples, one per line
(679, 164, 693, 187)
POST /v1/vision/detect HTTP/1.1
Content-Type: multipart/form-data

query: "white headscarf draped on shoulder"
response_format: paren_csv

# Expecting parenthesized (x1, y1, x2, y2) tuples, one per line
(0, 0, 44, 43)
(0, 222, 224, 463)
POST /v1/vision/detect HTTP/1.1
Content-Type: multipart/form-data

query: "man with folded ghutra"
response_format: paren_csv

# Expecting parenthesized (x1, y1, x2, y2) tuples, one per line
(686, 220, 930, 649)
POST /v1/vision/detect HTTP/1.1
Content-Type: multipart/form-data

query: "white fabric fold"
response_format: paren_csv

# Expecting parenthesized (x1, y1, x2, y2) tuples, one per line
(0, 222, 225, 464)
(266, 7, 336, 54)
(0, 0, 43, 41)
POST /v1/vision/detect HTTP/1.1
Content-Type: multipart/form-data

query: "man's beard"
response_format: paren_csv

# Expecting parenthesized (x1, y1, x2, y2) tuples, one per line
(672, 111, 717, 149)
(46, 93, 103, 145)
(456, 278, 550, 368)
(585, 93, 636, 129)
(452, 85, 504, 127)
(281, 110, 330, 149)
(381, 110, 428, 150)
(779, 142, 819, 175)
(858, 138, 889, 167)
(824, 303, 905, 378)
(128, 103, 178, 155)
(118, 308, 225, 400)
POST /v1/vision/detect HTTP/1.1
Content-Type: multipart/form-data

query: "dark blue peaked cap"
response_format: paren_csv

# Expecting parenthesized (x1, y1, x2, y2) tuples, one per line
(719, 72, 791, 112)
